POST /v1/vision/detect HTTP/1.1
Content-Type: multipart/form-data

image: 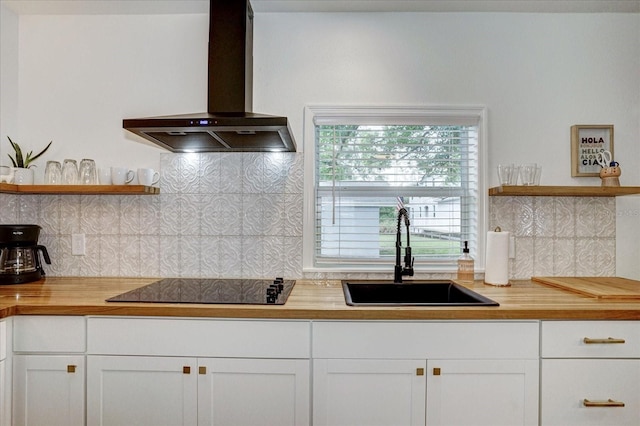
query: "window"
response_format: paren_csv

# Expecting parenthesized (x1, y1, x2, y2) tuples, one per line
(303, 106, 486, 272)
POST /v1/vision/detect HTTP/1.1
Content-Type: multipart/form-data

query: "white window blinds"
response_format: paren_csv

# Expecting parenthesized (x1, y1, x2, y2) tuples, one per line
(310, 107, 483, 268)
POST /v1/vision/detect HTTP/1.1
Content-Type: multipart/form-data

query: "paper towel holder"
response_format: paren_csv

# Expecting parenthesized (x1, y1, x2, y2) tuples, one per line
(484, 226, 511, 287)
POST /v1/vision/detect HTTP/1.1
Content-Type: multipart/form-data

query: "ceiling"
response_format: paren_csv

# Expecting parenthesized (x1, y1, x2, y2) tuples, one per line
(2, 0, 639, 15)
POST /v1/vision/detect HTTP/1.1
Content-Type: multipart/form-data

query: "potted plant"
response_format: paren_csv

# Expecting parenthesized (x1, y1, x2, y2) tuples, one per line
(6, 136, 52, 184)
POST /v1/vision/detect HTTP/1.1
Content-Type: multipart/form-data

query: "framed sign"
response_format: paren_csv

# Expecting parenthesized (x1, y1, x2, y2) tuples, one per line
(571, 124, 614, 177)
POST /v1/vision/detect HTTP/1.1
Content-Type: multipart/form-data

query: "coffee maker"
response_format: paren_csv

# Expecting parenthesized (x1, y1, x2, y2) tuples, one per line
(0, 225, 51, 284)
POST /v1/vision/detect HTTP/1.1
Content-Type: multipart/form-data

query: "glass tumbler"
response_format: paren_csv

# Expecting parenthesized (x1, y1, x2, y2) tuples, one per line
(44, 161, 62, 184)
(78, 159, 97, 185)
(62, 159, 78, 185)
(497, 164, 514, 186)
(519, 163, 537, 186)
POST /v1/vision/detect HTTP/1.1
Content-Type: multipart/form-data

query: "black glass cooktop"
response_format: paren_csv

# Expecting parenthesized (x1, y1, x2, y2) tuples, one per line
(106, 278, 295, 305)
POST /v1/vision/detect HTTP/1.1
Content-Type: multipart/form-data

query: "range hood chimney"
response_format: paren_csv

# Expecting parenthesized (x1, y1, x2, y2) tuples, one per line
(123, 0, 296, 152)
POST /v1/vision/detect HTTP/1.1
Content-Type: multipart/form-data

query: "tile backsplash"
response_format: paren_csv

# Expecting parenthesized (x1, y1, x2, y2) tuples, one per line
(490, 196, 616, 278)
(0, 153, 304, 278)
(0, 153, 616, 279)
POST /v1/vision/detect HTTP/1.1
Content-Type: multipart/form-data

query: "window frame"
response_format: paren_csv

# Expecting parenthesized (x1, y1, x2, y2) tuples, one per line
(302, 105, 488, 274)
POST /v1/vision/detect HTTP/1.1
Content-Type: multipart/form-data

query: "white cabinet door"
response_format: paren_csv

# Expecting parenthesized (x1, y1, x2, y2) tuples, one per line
(13, 355, 85, 426)
(426, 359, 538, 426)
(86, 356, 198, 426)
(198, 358, 310, 426)
(541, 359, 640, 426)
(0, 359, 6, 426)
(313, 359, 426, 426)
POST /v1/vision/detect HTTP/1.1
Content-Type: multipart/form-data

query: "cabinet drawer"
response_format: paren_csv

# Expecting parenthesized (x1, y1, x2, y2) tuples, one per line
(541, 359, 640, 426)
(14, 316, 86, 353)
(87, 317, 310, 358)
(542, 321, 640, 358)
(313, 321, 539, 359)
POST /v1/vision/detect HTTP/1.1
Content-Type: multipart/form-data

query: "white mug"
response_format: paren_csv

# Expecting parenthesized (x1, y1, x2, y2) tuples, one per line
(111, 167, 134, 185)
(98, 168, 111, 185)
(137, 168, 160, 186)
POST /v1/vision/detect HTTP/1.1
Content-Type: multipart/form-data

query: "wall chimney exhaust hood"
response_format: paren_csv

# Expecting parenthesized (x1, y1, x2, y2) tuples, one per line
(123, 0, 296, 152)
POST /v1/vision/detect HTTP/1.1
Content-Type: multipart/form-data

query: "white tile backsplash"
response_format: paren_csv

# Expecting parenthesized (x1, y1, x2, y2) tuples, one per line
(489, 196, 617, 279)
(1, 155, 617, 280)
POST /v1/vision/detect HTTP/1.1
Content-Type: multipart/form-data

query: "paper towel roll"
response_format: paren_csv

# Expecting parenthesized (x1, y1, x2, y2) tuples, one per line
(484, 230, 510, 286)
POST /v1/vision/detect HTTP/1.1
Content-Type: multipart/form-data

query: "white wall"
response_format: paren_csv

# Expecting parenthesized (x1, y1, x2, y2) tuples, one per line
(3, 12, 210, 178)
(254, 12, 639, 186)
(1, 7, 639, 277)
(0, 4, 19, 144)
(2, 11, 638, 184)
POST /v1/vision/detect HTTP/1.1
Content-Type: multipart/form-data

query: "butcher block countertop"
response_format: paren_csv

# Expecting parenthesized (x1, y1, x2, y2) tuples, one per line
(0, 277, 639, 320)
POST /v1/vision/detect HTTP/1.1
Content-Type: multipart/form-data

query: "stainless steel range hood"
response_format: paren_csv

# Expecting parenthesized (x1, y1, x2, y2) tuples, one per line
(123, 0, 296, 152)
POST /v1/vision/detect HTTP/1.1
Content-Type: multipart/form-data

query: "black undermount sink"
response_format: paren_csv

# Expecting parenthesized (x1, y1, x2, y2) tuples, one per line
(342, 280, 499, 306)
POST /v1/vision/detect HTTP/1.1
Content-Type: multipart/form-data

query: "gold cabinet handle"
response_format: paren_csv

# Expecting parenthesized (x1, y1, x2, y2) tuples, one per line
(583, 398, 625, 407)
(183, 366, 191, 374)
(67, 365, 76, 373)
(199, 366, 207, 375)
(583, 337, 626, 344)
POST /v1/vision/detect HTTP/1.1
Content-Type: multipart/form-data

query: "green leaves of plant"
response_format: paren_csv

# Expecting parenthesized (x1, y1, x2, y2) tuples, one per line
(7, 136, 52, 168)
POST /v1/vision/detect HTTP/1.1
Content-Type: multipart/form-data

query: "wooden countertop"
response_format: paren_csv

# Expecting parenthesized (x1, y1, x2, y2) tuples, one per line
(0, 277, 639, 320)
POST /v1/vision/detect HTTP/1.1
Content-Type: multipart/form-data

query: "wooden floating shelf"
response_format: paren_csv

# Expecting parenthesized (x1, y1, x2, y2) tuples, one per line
(0, 183, 159, 195)
(489, 185, 640, 197)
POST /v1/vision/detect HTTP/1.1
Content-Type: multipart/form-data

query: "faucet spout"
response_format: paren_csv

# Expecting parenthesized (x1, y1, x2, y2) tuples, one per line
(394, 207, 414, 283)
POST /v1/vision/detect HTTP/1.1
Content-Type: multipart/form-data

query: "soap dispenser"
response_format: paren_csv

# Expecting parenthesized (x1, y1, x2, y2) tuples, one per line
(457, 241, 474, 281)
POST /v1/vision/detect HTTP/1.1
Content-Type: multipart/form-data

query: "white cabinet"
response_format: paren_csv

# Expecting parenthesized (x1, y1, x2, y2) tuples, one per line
(12, 316, 86, 426)
(87, 356, 310, 426)
(426, 359, 538, 426)
(86, 317, 311, 426)
(198, 357, 309, 426)
(314, 358, 426, 426)
(312, 321, 539, 426)
(0, 319, 9, 426)
(87, 356, 197, 426)
(0, 360, 5, 426)
(13, 355, 85, 426)
(541, 321, 640, 426)
(542, 359, 640, 426)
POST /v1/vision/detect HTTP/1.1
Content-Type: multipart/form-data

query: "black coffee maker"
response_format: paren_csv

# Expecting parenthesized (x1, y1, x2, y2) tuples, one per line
(0, 225, 51, 284)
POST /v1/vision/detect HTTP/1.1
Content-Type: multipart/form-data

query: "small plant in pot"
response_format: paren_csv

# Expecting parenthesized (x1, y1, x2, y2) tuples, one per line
(6, 136, 53, 184)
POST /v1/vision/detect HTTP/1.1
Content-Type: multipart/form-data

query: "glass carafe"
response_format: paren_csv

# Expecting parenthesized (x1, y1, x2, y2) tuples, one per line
(0, 247, 37, 273)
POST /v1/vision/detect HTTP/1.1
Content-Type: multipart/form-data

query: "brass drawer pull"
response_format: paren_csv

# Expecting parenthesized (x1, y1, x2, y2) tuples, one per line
(67, 365, 76, 373)
(583, 398, 625, 408)
(183, 366, 191, 374)
(583, 337, 626, 344)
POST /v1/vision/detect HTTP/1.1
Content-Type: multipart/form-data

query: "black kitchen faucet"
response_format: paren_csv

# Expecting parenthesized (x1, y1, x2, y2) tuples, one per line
(394, 207, 414, 283)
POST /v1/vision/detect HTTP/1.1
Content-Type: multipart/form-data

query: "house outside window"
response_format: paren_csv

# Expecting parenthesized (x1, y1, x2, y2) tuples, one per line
(303, 106, 487, 273)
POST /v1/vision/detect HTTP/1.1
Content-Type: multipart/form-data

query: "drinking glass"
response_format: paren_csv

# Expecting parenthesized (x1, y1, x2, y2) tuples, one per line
(497, 164, 513, 186)
(78, 158, 97, 184)
(519, 163, 537, 186)
(509, 165, 520, 185)
(62, 159, 78, 185)
(44, 161, 62, 184)
(0, 165, 14, 183)
(534, 165, 542, 185)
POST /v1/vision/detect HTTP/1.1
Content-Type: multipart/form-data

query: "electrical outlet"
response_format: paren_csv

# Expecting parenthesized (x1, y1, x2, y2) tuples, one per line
(72, 233, 85, 256)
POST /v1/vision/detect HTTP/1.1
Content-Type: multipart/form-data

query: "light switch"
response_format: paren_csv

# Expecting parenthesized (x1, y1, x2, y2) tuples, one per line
(71, 233, 85, 256)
